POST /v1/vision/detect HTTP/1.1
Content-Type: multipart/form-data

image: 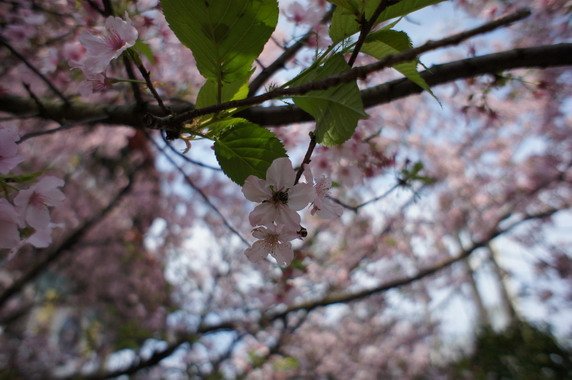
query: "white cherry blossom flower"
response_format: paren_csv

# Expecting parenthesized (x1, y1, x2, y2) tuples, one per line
(305, 166, 343, 219)
(14, 175, 65, 248)
(242, 157, 314, 229)
(78, 72, 113, 96)
(285, 1, 322, 26)
(74, 15, 138, 75)
(244, 224, 298, 265)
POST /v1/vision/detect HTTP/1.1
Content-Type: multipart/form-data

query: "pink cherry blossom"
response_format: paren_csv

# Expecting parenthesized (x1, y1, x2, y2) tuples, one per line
(0, 198, 20, 249)
(74, 15, 138, 75)
(0, 126, 23, 174)
(305, 167, 343, 219)
(14, 176, 65, 248)
(285, 1, 321, 26)
(78, 72, 113, 96)
(242, 157, 314, 229)
(244, 224, 298, 265)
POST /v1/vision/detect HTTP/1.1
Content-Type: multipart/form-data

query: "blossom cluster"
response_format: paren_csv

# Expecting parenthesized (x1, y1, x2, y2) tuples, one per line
(241, 157, 342, 265)
(0, 127, 65, 253)
(70, 15, 138, 95)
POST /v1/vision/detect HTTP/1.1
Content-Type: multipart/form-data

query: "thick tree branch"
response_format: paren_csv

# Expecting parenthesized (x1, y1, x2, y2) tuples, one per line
(242, 43, 572, 125)
(1, 44, 569, 129)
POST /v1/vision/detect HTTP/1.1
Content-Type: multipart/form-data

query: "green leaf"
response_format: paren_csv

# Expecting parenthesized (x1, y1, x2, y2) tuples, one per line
(196, 75, 250, 108)
(161, 0, 278, 84)
(132, 40, 155, 64)
(329, 7, 361, 43)
(206, 117, 248, 139)
(327, 0, 361, 14)
(329, 0, 444, 43)
(214, 121, 287, 185)
(0, 171, 43, 184)
(291, 54, 367, 146)
(373, 0, 445, 22)
(273, 356, 300, 371)
(362, 29, 436, 99)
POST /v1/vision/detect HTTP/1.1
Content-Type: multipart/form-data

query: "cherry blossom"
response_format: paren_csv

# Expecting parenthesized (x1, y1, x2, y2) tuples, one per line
(305, 167, 343, 219)
(285, 1, 322, 26)
(0, 198, 20, 249)
(74, 15, 138, 75)
(0, 126, 23, 174)
(244, 224, 298, 265)
(78, 72, 113, 96)
(242, 157, 314, 229)
(14, 176, 65, 248)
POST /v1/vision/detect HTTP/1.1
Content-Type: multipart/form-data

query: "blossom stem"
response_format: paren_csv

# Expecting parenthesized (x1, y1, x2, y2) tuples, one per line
(0, 37, 70, 106)
(128, 49, 170, 115)
(294, 132, 316, 184)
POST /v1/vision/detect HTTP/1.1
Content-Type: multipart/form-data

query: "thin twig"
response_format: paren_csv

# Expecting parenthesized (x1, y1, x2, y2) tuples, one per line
(18, 124, 78, 143)
(22, 82, 47, 115)
(130, 51, 170, 114)
(348, 0, 396, 67)
(332, 182, 400, 213)
(0, 36, 70, 105)
(160, 132, 222, 171)
(294, 132, 316, 184)
(248, 6, 335, 96)
(145, 133, 250, 246)
(122, 55, 145, 107)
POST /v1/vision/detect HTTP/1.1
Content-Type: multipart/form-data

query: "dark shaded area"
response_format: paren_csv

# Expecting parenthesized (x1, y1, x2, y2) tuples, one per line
(450, 322, 572, 379)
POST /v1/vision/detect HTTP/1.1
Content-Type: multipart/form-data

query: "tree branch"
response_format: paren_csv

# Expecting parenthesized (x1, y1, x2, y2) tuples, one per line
(242, 43, 572, 125)
(0, 36, 70, 106)
(2, 44, 568, 129)
(248, 7, 334, 96)
(347, 0, 396, 67)
(265, 206, 566, 320)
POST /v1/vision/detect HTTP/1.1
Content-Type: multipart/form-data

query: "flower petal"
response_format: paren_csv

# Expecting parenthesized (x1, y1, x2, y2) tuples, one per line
(35, 176, 66, 206)
(25, 203, 50, 231)
(244, 240, 269, 262)
(288, 182, 314, 210)
(106, 16, 138, 45)
(271, 242, 293, 266)
(251, 225, 269, 240)
(314, 198, 343, 219)
(27, 226, 52, 248)
(249, 203, 276, 227)
(275, 204, 301, 229)
(242, 175, 271, 202)
(266, 157, 295, 190)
